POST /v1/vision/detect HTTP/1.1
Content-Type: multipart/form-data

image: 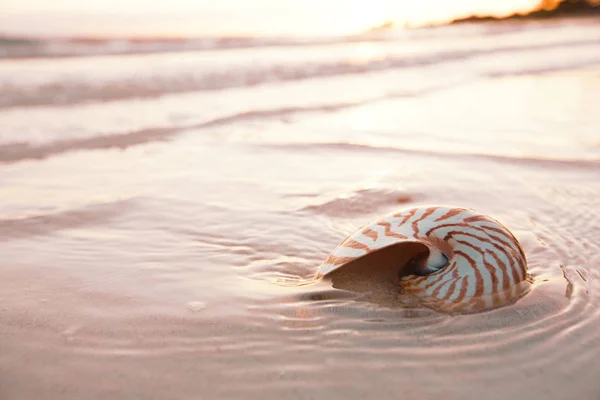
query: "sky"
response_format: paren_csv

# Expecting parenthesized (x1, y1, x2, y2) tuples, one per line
(0, 0, 545, 37)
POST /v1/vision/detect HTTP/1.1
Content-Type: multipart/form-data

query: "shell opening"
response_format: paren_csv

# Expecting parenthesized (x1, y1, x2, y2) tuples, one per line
(422, 246, 448, 275)
(326, 242, 444, 302)
(398, 246, 448, 278)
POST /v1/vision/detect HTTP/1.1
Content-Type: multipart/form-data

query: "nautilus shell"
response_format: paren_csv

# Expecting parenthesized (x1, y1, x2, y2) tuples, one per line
(319, 206, 531, 313)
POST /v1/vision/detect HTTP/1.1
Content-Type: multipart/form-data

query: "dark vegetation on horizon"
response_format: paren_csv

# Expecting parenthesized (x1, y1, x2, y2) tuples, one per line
(365, 0, 600, 32)
(450, 0, 600, 24)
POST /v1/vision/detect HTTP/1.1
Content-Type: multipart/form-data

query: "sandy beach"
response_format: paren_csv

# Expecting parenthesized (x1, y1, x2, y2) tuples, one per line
(1, 14, 600, 400)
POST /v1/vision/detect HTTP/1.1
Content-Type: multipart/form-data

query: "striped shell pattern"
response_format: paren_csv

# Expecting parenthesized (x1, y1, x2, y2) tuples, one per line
(319, 206, 531, 313)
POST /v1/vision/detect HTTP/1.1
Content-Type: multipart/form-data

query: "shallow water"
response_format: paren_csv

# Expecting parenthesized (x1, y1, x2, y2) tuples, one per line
(1, 18, 600, 400)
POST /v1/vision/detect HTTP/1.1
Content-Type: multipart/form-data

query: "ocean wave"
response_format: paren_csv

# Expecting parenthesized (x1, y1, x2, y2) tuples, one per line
(0, 35, 400, 60)
(0, 199, 135, 241)
(3, 87, 599, 166)
(263, 142, 600, 170)
(2, 37, 599, 109)
(0, 101, 375, 163)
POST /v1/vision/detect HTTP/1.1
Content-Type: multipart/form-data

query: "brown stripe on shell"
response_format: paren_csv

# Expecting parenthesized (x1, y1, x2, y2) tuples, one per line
(445, 230, 524, 294)
(411, 207, 438, 234)
(377, 221, 408, 240)
(465, 216, 528, 269)
(508, 254, 521, 289)
(434, 208, 466, 222)
(362, 228, 379, 241)
(486, 249, 512, 291)
(340, 238, 371, 252)
(453, 250, 484, 296)
(324, 254, 358, 266)
(430, 267, 460, 298)
(415, 260, 458, 293)
(396, 208, 418, 226)
(425, 222, 468, 237)
(440, 269, 461, 300)
(426, 218, 523, 272)
(453, 276, 469, 304)
(441, 228, 519, 279)
(429, 276, 452, 298)
(473, 229, 522, 276)
(453, 239, 490, 295)
(482, 258, 500, 296)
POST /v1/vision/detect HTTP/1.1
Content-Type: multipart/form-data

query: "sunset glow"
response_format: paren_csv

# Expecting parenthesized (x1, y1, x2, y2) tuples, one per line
(0, 0, 554, 37)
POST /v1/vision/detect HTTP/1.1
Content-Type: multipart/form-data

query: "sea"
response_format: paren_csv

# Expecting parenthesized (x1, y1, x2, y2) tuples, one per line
(1, 15, 600, 400)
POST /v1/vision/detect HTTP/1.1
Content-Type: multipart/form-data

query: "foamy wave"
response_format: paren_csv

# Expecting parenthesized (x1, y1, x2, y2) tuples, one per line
(0, 36, 351, 60)
(2, 36, 599, 109)
(0, 102, 370, 163)
(266, 142, 600, 169)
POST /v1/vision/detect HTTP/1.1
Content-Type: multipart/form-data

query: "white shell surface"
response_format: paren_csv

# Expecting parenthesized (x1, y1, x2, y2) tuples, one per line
(319, 206, 530, 312)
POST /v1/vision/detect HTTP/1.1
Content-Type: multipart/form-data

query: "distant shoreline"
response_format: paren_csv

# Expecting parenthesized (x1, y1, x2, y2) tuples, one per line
(361, 1, 600, 34)
(449, 0, 600, 25)
(3, 1, 600, 43)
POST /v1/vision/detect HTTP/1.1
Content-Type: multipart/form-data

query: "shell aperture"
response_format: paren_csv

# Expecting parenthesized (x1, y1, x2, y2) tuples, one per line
(319, 206, 531, 313)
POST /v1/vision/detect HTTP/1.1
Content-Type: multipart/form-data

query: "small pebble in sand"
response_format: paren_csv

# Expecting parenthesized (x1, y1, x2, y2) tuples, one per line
(186, 301, 207, 312)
